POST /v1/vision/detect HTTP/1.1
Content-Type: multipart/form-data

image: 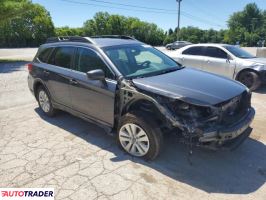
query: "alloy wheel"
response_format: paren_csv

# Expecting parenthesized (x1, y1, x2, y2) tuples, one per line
(240, 73, 254, 88)
(119, 123, 150, 157)
(39, 90, 50, 113)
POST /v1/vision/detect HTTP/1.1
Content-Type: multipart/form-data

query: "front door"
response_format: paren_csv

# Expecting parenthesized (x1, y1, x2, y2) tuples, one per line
(69, 47, 116, 126)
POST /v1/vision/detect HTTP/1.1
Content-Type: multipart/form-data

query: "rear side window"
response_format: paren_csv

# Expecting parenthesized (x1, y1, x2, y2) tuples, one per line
(74, 48, 114, 79)
(38, 48, 53, 63)
(204, 47, 227, 59)
(182, 47, 204, 56)
(49, 47, 75, 69)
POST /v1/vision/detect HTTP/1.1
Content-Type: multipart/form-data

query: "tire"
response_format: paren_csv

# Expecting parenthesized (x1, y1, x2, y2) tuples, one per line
(37, 86, 56, 117)
(117, 112, 163, 160)
(238, 71, 261, 91)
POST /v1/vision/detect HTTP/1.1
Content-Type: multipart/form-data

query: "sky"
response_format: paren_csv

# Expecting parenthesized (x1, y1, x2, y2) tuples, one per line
(32, 0, 266, 31)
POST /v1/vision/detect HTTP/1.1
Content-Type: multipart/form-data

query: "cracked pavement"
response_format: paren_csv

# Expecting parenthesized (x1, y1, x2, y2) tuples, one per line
(0, 62, 266, 200)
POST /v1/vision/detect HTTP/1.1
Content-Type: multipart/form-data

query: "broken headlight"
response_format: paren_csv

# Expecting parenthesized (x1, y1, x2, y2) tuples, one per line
(170, 100, 214, 120)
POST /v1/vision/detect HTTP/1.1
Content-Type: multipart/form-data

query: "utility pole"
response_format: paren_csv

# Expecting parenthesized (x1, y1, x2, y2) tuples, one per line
(176, 0, 182, 40)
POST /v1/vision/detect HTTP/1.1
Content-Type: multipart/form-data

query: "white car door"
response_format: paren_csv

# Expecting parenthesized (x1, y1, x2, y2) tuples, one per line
(179, 46, 205, 70)
(202, 47, 235, 78)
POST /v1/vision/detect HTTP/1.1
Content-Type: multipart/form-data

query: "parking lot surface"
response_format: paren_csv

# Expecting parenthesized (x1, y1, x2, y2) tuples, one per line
(0, 62, 266, 200)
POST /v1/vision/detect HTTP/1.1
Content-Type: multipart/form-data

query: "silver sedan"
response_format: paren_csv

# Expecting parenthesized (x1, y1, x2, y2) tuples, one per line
(169, 44, 266, 90)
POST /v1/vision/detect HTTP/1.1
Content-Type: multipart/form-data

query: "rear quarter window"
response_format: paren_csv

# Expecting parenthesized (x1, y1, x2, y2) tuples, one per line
(182, 46, 204, 56)
(37, 47, 53, 63)
(48, 47, 75, 69)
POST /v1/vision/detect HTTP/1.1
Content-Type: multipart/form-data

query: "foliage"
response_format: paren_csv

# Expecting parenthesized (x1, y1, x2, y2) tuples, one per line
(0, 1, 55, 47)
(0, 0, 31, 23)
(55, 26, 85, 37)
(83, 12, 165, 46)
(163, 27, 226, 45)
(0, 2, 265, 47)
(224, 3, 266, 46)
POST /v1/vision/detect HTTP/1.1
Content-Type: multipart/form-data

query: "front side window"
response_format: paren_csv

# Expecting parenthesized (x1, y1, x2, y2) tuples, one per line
(104, 45, 181, 79)
(204, 47, 227, 59)
(74, 48, 114, 79)
(49, 47, 75, 69)
(182, 47, 204, 56)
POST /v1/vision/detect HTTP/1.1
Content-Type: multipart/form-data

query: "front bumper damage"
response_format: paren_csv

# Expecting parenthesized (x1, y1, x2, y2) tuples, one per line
(198, 107, 255, 150)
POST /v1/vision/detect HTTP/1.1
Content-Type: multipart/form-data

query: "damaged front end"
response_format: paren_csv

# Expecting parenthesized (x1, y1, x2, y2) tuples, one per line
(118, 78, 255, 151)
(163, 90, 255, 150)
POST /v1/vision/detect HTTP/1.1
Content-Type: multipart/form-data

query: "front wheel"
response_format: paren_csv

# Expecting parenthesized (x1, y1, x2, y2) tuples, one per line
(117, 113, 163, 160)
(238, 71, 261, 91)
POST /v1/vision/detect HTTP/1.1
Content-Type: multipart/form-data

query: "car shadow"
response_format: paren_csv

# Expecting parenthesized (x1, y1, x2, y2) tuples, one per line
(254, 86, 266, 94)
(0, 61, 28, 73)
(35, 108, 266, 195)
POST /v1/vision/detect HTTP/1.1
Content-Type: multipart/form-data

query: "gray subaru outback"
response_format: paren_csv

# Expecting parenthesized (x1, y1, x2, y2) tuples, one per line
(28, 36, 255, 160)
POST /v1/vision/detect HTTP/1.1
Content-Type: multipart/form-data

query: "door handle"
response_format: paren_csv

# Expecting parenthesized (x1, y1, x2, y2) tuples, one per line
(182, 57, 185, 61)
(70, 79, 78, 85)
(43, 70, 50, 75)
(206, 60, 210, 63)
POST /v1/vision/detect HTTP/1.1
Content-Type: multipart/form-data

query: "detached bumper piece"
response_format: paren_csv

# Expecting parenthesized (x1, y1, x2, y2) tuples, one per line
(198, 107, 255, 151)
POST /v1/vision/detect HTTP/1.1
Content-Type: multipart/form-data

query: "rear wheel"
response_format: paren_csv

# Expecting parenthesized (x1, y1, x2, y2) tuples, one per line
(238, 71, 261, 91)
(117, 113, 163, 160)
(37, 86, 56, 117)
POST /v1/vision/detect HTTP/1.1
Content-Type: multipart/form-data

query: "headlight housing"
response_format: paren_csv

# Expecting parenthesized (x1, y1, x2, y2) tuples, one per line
(169, 100, 213, 120)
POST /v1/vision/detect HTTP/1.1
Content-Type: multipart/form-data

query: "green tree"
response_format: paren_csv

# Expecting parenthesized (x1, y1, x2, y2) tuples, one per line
(55, 26, 85, 37)
(225, 3, 265, 46)
(0, 0, 31, 23)
(83, 12, 165, 45)
(0, 2, 55, 47)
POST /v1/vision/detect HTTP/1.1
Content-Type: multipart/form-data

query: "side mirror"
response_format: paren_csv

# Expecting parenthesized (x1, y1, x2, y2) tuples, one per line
(86, 69, 105, 80)
(227, 54, 233, 60)
(226, 54, 233, 63)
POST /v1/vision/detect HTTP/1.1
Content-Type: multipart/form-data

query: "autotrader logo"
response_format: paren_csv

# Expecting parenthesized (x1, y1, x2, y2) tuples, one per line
(0, 188, 54, 200)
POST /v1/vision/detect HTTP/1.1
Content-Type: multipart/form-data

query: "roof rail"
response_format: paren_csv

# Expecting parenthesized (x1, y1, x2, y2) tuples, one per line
(46, 36, 93, 44)
(90, 35, 136, 40)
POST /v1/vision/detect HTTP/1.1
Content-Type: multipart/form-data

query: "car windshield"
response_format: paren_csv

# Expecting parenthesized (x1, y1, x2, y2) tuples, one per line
(224, 45, 256, 59)
(104, 44, 182, 79)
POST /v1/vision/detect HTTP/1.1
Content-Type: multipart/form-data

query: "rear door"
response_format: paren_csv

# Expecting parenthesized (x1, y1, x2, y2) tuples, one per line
(202, 46, 235, 78)
(179, 46, 205, 70)
(46, 46, 75, 107)
(69, 47, 116, 126)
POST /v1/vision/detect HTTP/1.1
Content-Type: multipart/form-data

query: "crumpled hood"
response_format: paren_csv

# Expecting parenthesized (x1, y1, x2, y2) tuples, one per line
(133, 68, 246, 106)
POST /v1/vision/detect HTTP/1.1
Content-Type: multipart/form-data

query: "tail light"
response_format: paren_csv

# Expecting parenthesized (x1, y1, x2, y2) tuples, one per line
(27, 63, 33, 72)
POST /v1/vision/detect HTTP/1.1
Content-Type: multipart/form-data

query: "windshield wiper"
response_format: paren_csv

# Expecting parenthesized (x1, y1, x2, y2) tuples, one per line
(156, 66, 183, 75)
(240, 56, 256, 59)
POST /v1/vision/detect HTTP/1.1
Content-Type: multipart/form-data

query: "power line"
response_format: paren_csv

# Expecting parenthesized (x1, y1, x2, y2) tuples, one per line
(78, 0, 178, 12)
(61, 0, 176, 14)
(59, 0, 224, 28)
(186, 0, 225, 22)
(182, 11, 224, 28)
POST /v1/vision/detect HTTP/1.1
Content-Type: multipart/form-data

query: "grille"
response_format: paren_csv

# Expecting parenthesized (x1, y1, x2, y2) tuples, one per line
(218, 91, 251, 126)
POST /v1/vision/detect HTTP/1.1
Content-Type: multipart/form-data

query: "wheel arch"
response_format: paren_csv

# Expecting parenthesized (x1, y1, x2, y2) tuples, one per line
(33, 79, 51, 100)
(235, 68, 260, 81)
(120, 99, 166, 128)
